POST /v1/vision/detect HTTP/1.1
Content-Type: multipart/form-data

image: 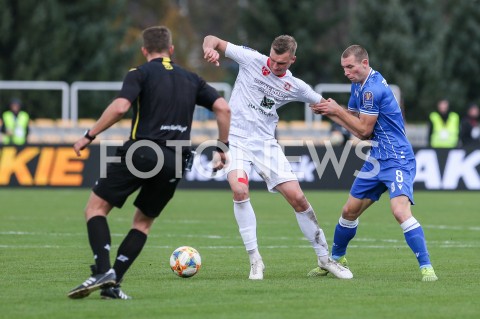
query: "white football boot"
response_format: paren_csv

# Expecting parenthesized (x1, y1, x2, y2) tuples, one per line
(319, 257, 353, 279)
(249, 259, 265, 280)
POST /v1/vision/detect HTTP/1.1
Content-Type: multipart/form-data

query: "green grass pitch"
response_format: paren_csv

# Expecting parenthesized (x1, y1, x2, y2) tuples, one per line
(0, 189, 479, 319)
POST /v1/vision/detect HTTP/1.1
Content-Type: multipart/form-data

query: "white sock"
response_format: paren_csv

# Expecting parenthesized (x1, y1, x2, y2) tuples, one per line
(295, 205, 329, 264)
(339, 216, 359, 228)
(233, 199, 260, 263)
(400, 216, 420, 233)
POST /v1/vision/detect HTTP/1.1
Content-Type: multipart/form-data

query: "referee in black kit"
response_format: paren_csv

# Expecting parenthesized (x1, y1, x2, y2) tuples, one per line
(68, 26, 230, 300)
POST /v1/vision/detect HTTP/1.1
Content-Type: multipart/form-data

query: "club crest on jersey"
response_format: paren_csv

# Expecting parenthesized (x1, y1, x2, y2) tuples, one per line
(363, 91, 374, 109)
(284, 82, 291, 91)
(260, 96, 275, 109)
(262, 66, 271, 76)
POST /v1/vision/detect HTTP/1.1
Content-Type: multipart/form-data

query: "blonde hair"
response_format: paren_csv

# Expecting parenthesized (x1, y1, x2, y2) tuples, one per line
(271, 35, 297, 56)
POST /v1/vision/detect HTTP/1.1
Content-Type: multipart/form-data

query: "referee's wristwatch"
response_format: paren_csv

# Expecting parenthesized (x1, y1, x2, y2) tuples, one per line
(84, 129, 96, 141)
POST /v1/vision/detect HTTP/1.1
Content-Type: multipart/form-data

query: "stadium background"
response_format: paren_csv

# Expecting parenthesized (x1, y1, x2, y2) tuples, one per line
(1, 2, 479, 319)
(1, 1, 478, 193)
(1, 0, 480, 122)
(1, 144, 479, 191)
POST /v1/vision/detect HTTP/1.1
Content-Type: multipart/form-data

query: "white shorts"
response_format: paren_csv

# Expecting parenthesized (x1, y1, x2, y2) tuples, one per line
(226, 136, 297, 192)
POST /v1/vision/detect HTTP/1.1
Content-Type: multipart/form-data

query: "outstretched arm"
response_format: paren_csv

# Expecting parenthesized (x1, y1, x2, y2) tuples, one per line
(203, 35, 228, 66)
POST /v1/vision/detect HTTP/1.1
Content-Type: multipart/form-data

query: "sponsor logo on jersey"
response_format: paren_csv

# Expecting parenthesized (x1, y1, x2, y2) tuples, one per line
(253, 78, 288, 99)
(284, 82, 292, 91)
(262, 66, 270, 76)
(260, 96, 275, 109)
(363, 91, 374, 109)
(247, 103, 275, 117)
(160, 125, 188, 132)
(390, 182, 395, 193)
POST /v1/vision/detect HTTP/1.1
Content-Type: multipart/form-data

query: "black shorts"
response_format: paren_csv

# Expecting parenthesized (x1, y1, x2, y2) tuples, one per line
(93, 140, 187, 218)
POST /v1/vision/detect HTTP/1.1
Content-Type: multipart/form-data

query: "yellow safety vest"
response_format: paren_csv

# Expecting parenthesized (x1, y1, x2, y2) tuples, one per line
(429, 111, 459, 148)
(2, 110, 29, 145)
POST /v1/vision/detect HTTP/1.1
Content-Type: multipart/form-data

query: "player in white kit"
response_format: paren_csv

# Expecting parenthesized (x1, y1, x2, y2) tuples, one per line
(203, 35, 352, 280)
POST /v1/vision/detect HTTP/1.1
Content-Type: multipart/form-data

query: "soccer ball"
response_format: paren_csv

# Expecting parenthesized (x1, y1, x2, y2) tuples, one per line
(169, 246, 202, 278)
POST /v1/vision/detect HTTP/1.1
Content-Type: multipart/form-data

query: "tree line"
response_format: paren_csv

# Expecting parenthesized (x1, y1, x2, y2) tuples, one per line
(1, 0, 479, 122)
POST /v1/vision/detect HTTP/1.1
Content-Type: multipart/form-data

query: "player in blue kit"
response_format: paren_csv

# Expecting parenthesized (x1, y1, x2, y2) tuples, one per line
(310, 45, 438, 281)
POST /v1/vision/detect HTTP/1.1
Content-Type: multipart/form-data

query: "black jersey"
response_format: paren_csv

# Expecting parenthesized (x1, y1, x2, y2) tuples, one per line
(117, 57, 220, 142)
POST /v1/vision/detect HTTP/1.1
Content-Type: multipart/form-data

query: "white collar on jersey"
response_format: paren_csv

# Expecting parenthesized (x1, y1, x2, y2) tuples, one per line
(361, 68, 374, 89)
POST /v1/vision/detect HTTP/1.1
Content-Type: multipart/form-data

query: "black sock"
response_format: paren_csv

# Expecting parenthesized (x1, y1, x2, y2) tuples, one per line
(87, 216, 111, 273)
(113, 229, 147, 283)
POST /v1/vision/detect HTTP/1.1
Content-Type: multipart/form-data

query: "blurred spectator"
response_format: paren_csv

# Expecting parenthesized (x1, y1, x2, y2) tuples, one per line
(1, 98, 30, 145)
(330, 121, 351, 146)
(428, 99, 459, 148)
(459, 103, 480, 147)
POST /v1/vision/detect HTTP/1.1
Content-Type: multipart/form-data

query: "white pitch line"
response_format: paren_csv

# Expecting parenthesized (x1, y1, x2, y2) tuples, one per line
(2, 223, 479, 237)
(1, 229, 479, 250)
(1, 243, 479, 249)
(0, 244, 61, 248)
(0, 230, 478, 245)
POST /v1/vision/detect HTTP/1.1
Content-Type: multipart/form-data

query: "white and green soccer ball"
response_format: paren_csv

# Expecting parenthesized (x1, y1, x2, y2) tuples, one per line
(169, 246, 202, 278)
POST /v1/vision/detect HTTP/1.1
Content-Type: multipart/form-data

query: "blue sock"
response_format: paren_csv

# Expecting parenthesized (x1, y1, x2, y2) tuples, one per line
(331, 217, 358, 259)
(401, 217, 431, 268)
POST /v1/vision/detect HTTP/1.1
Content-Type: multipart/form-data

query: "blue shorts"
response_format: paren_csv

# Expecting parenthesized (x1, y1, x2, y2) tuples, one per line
(350, 158, 416, 204)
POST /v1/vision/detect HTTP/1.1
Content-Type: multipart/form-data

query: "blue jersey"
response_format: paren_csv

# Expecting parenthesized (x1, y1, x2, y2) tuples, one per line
(347, 69, 414, 161)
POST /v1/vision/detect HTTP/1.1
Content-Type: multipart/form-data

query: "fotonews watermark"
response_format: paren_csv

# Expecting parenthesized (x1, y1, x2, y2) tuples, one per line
(99, 139, 380, 180)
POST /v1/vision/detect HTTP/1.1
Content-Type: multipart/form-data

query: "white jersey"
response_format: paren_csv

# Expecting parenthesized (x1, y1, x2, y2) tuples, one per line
(225, 43, 322, 140)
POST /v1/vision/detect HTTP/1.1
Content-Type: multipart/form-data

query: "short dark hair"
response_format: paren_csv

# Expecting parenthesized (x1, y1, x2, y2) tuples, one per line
(342, 45, 369, 62)
(142, 26, 172, 54)
(271, 35, 297, 56)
